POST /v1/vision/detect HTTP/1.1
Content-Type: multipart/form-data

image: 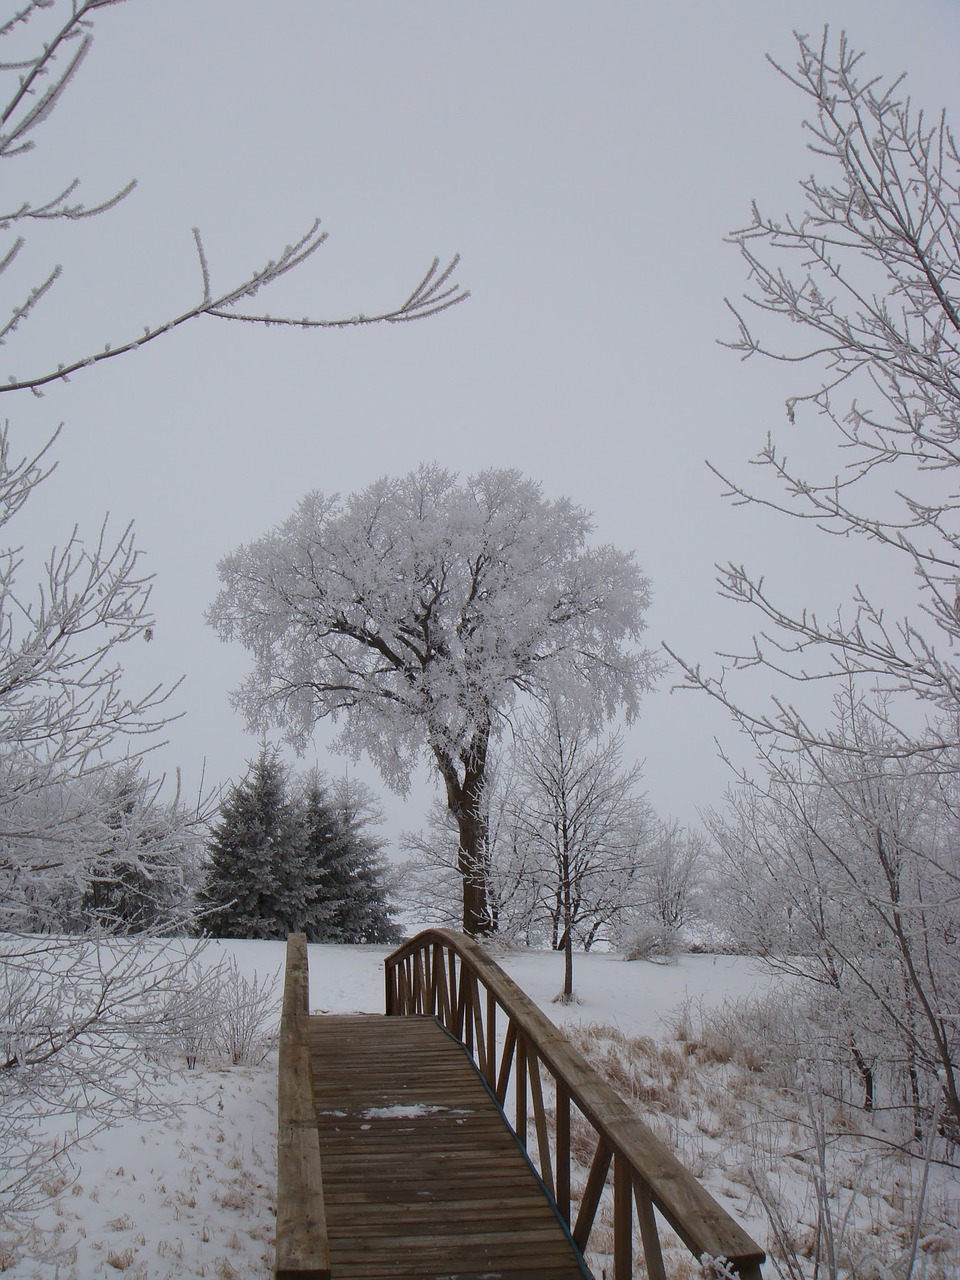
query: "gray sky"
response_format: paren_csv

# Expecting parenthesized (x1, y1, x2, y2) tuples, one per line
(6, 1, 960, 846)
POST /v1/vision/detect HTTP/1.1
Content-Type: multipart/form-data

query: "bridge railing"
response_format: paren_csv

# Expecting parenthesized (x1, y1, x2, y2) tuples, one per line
(385, 928, 765, 1280)
(275, 933, 331, 1280)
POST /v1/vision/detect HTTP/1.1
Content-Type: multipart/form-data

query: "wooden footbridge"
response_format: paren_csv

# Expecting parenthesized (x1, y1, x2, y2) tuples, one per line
(275, 930, 766, 1280)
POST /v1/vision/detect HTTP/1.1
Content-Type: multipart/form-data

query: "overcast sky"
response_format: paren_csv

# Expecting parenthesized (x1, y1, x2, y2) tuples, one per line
(5, 0, 960, 847)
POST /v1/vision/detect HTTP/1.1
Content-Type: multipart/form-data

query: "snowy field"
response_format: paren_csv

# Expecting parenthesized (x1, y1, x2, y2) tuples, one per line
(1, 941, 956, 1279)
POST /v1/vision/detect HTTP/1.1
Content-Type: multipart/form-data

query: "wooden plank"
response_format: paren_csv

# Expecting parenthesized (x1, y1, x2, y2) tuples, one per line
(303, 1012, 588, 1280)
(614, 1154, 633, 1280)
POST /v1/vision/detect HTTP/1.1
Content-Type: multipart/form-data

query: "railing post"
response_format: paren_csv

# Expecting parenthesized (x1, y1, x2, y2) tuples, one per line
(573, 1138, 612, 1252)
(614, 1155, 633, 1280)
(485, 987, 497, 1087)
(516, 1034, 528, 1150)
(556, 1082, 570, 1224)
(635, 1183, 667, 1280)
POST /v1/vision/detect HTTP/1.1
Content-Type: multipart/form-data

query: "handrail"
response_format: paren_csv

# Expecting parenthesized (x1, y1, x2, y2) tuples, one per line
(275, 934, 331, 1280)
(385, 928, 766, 1280)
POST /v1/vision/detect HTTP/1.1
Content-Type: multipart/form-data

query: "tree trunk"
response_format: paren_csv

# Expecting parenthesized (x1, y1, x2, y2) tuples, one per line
(849, 1039, 875, 1113)
(435, 727, 495, 937)
(561, 840, 574, 999)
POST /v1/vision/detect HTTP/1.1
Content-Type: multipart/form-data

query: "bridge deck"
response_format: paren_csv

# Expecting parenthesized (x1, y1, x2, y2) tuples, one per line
(302, 1012, 589, 1280)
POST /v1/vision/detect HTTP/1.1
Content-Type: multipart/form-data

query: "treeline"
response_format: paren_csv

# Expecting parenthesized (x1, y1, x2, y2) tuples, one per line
(14, 751, 400, 945)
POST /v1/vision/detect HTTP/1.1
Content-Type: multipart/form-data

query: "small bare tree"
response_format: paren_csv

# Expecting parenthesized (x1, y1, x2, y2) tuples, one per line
(647, 819, 707, 933)
(709, 688, 960, 1140)
(507, 699, 653, 1000)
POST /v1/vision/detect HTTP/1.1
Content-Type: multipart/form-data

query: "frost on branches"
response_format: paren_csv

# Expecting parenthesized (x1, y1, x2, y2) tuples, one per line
(0, 2, 466, 398)
(0, 427, 209, 1215)
(670, 29, 960, 754)
(670, 29, 960, 1150)
(401, 700, 655, 979)
(209, 466, 660, 936)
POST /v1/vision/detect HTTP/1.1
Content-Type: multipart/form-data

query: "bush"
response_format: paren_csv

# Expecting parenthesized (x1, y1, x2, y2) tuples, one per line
(622, 922, 682, 964)
(159, 956, 279, 1069)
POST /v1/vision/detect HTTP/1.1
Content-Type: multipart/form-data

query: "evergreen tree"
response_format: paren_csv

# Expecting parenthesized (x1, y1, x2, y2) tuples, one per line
(199, 756, 400, 942)
(199, 750, 309, 939)
(300, 774, 401, 945)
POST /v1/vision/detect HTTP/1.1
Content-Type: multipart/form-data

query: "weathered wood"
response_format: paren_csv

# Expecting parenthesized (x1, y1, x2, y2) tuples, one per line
(304, 1013, 588, 1279)
(386, 929, 767, 1277)
(556, 1081, 571, 1222)
(496, 1020, 518, 1106)
(275, 934, 331, 1280)
(635, 1183, 668, 1280)
(614, 1154, 633, 1279)
(573, 1137, 612, 1252)
(528, 1048, 554, 1196)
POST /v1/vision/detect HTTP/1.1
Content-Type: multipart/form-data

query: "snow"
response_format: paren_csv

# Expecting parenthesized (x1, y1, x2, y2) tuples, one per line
(1, 939, 955, 1279)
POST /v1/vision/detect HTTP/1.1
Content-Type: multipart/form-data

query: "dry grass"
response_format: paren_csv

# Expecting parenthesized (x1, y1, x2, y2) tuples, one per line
(104, 1247, 136, 1270)
(564, 995, 960, 1280)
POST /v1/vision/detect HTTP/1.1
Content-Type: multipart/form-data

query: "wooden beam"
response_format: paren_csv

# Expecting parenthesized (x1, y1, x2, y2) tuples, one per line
(275, 934, 331, 1280)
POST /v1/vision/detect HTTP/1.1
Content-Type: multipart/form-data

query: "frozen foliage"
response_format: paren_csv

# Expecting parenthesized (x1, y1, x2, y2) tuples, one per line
(402, 715, 710, 984)
(671, 29, 960, 755)
(0, 427, 212, 1212)
(209, 465, 660, 935)
(0, 0, 458, 1231)
(709, 689, 960, 1142)
(665, 29, 960, 1162)
(10, 763, 203, 935)
(0, 935, 209, 1215)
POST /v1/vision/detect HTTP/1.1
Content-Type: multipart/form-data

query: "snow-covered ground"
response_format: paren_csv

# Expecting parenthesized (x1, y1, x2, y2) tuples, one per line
(1, 940, 956, 1279)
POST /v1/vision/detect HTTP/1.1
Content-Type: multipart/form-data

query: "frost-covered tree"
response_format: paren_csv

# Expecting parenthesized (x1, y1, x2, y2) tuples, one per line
(646, 819, 708, 934)
(659, 26, 960, 1153)
(209, 466, 659, 935)
(0, 0, 462, 1217)
(399, 780, 545, 942)
(4, 762, 201, 933)
(709, 689, 960, 1140)
(507, 700, 653, 1000)
(0, 432, 207, 1211)
(400, 704, 654, 980)
(199, 756, 399, 943)
(670, 30, 960, 762)
(0, 429, 179, 931)
(198, 750, 309, 939)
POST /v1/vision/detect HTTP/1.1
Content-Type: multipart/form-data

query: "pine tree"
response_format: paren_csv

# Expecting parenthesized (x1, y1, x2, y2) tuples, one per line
(199, 750, 309, 939)
(300, 774, 401, 945)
